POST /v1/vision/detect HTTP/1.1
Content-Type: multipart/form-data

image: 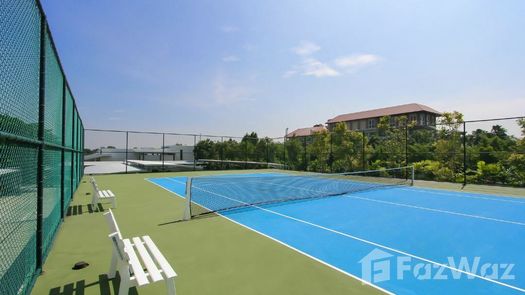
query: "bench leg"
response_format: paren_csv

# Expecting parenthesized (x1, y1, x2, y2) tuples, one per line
(118, 266, 131, 295)
(111, 197, 117, 209)
(166, 278, 176, 295)
(91, 193, 98, 208)
(108, 250, 118, 279)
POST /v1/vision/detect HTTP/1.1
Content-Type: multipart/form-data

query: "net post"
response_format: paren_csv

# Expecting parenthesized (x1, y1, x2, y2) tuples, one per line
(183, 177, 192, 220)
(411, 165, 415, 186)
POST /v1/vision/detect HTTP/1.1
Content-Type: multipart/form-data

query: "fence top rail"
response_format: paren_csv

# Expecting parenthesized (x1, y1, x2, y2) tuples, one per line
(84, 128, 283, 140)
(85, 115, 524, 140)
(436, 116, 525, 125)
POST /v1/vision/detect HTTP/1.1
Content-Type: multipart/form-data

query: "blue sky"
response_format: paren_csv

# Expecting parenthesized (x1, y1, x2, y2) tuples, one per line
(42, 0, 525, 139)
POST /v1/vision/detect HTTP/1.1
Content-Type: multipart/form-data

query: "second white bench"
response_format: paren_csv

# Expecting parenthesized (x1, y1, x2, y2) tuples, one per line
(90, 177, 116, 209)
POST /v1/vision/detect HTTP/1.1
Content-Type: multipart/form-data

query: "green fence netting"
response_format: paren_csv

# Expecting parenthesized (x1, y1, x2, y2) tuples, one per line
(0, 1, 84, 294)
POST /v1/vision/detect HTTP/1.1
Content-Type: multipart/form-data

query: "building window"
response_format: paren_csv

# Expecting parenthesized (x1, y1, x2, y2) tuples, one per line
(409, 114, 417, 124)
(389, 116, 396, 126)
(368, 118, 377, 129)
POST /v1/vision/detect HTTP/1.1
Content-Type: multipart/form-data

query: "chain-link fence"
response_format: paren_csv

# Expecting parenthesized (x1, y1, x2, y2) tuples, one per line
(289, 116, 524, 187)
(85, 130, 287, 172)
(85, 115, 524, 188)
(0, 1, 84, 294)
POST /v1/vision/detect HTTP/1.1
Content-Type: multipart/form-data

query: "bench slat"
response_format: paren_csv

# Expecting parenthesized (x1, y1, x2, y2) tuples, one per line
(123, 239, 149, 286)
(132, 237, 163, 282)
(101, 190, 115, 198)
(142, 236, 177, 279)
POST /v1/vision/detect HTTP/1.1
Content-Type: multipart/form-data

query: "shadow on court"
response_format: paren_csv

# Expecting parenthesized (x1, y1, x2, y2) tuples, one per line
(48, 273, 137, 295)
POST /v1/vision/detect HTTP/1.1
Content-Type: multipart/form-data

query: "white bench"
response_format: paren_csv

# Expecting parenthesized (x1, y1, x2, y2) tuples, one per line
(104, 209, 177, 295)
(90, 177, 117, 209)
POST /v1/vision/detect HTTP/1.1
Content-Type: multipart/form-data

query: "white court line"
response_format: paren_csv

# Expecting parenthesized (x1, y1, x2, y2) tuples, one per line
(402, 187, 525, 205)
(151, 177, 393, 294)
(146, 177, 189, 200)
(346, 194, 525, 227)
(190, 184, 525, 293)
(246, 180, 525, 227)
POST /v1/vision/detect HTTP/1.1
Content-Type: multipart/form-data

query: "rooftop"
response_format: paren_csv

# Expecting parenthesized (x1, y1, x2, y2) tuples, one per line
(327, 103, 441, 124)
(286, 125, 327, 138)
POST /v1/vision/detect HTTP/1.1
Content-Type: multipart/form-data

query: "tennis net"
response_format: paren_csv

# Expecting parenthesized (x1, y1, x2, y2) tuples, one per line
(183, 166, 414, 219)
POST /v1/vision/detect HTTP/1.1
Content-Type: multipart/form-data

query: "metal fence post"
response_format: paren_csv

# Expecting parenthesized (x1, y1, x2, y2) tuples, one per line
(244, 139, 248, 169)
(463, 121, 467, 186)
(405, 125, 409, 167)
(193, 135, 196, 171)
(303, 137, 307, 171)
(362, 131, 366, 171)
(162, 133, 165, 170)
(125, 131, 129, 173)
(70, 104, 74, 198)
(60, 78, 66, 219)
(36, 15, 47, 272)
(266, 139, 270, 168)
(283, 137, 287, 169)
(220, 137, 224, 169)
(329, 132, 333, 173)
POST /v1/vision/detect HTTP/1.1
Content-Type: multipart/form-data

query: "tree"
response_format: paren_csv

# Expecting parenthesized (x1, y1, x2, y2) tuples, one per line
(433, 111, 464, 181)
(285, 137, 303, 170)
(306, 130, 330, 172)
(194, 139, 218, 160)
(331, 122, 365, 172)
(369, 115, 411, 169)
(241, 132, 259, 161)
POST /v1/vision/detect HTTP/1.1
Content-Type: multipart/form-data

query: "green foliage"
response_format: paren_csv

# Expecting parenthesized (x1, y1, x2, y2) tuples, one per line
(194, 139, 219, 160)
(506, 154, 525, 186)
(369, 115, 409, 168)
(285, 138, 303, 170)
(433, 111, 464, 177)
(190, 115, 524, 186)
(331, 122, 365, 172)
(413, 160, 456, 182)
(306, 130, 330, 172)
(474, 161, 504, 184)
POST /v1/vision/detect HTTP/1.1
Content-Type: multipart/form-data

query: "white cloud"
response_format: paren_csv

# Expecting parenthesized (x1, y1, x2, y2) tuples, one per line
(220, 25, 239, 33)
(292, 41, 320, 56)
(222, 55, 240, 62)
(301, 58, 340, 77)
(282, 70, 298, 78)
(213, 74, 255, 105)
(285, 41, 380, 79)
(335, 54, 382, 71)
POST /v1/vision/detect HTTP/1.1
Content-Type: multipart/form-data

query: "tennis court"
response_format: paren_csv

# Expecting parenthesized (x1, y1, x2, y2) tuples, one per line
(149, 168, 525, 294)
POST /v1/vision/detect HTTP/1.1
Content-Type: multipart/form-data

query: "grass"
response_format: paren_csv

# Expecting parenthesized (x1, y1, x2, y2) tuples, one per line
(32, 169, 384, 295)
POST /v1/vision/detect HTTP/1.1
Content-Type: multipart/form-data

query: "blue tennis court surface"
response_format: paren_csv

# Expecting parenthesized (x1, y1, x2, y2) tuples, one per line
(148, 173, 525, 294)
